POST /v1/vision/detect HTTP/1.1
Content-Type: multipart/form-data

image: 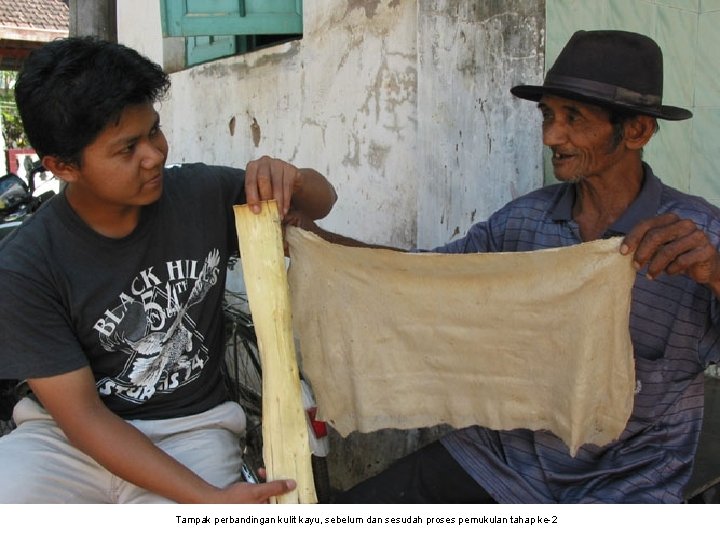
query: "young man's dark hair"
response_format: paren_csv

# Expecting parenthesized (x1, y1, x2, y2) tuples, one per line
(15, 37, 170, 165)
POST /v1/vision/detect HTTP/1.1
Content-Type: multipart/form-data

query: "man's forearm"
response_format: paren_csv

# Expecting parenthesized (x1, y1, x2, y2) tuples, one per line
(293, 168, 337, 220)
(74, 407, 223, 503)
(29, 368, 222, 503)
(291, 220, 404, 251)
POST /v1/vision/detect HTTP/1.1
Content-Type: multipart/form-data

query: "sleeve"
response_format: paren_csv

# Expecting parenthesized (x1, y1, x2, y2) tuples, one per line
(671, 197, 720, 368)
(699, 208, 720, 367)
(171, 163, 247, 256)
(169, 163, 246, 204)
(431, 207, 509, 254)
(705, 301, 720, 368)
(209, 166, 247, 255)
(206, 165, 247, 205)
(0, 267, 89, 380)
(198, 165, 246, 255)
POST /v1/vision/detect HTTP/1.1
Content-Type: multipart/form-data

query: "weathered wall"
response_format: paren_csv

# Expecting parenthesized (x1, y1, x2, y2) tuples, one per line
(118, 0, 544, 249)
(417, 0, 545, 248)
(119, 0, 421, 248)
(117, 0, 545, 492)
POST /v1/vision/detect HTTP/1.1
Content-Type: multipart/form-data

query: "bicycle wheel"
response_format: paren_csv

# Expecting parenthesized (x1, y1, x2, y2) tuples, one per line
(223, 291, 264, 474)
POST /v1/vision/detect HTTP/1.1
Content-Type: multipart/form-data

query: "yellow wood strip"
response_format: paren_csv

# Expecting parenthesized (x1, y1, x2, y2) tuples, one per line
(234, 201, 316, 504)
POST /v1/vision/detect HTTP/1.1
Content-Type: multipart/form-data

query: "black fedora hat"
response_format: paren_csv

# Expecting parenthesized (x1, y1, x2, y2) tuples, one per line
(511, 30, 692, 121)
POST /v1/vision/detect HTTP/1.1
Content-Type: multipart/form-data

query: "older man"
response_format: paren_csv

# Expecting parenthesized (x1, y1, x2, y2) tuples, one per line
(298, 30, 720, 503)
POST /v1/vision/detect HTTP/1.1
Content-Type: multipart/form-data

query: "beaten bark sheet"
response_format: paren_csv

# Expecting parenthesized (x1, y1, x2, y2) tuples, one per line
(286, 227, 636, 455)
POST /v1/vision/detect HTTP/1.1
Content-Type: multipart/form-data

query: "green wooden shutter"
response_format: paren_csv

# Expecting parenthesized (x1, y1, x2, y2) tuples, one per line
(161, 0, 303, 37)
(186, 35, 237, 66)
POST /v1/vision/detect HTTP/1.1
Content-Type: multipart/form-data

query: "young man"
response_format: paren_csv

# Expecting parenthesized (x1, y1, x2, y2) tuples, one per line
(0, 37, 336, 503)
(298, 30, 720, 503)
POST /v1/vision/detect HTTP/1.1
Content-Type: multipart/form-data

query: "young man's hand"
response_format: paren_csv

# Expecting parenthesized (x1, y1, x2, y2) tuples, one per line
(244, 156, 336, 220)
(27, 367, 298, 504)
(211, 478, 297, 504)
(245, 156, 301, 218)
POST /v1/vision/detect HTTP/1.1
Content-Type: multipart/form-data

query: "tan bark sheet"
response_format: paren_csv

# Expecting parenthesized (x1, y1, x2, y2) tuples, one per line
(286, 227, 636, 455)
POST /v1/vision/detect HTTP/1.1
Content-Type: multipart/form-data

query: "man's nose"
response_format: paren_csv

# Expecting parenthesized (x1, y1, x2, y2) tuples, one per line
(542, 119, 567, 147)
(140, 141, 165, 168)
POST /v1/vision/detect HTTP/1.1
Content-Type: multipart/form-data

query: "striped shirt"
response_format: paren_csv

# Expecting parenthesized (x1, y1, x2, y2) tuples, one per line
(435, 163, 720, 503)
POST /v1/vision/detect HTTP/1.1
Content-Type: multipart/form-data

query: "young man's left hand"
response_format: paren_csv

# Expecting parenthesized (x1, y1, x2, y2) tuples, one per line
(244, 156, 302, 218)
(244, 156, 337, 221)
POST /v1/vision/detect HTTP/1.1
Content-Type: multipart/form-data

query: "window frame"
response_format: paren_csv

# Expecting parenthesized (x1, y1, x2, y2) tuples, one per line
(160, 0, 303, 66)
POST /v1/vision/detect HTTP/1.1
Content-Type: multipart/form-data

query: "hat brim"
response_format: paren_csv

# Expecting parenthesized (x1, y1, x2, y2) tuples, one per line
(511, 84, 692, 121)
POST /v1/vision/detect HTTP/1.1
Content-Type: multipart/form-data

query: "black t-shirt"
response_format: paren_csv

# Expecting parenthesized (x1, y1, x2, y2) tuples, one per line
(0, 163, 246, 420)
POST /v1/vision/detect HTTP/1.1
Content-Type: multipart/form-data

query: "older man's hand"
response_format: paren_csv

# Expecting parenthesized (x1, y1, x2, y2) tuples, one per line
(621, 213, 720, 295)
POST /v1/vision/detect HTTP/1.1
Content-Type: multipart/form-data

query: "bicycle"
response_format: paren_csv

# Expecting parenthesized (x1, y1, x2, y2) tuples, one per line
(222, 255, 331, 501)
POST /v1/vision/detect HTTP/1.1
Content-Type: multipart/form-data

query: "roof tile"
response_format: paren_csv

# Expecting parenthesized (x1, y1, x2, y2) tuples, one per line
(0, 0, 69, 32)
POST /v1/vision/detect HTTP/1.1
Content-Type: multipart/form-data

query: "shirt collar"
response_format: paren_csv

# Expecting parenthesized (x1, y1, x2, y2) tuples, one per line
(550, 162, 663, 235)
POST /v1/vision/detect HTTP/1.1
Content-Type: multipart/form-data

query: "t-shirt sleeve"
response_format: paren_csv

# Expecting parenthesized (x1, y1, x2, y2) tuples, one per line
(205, 164, 247, 205)
(168, 163, 247, 256)
(0, 268, 89, 380)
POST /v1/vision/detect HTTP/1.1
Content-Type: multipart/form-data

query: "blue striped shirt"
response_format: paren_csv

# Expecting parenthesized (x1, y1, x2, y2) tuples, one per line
(435, 163, 720, 503)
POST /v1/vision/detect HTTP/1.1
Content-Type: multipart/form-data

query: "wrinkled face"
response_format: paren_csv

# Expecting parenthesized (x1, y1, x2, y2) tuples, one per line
(66, 101, 168, 211)
(539, 95, 624, 183)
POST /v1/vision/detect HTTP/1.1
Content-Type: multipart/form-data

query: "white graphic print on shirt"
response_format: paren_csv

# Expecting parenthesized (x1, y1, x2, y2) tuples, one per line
(94, 249, 221, 403)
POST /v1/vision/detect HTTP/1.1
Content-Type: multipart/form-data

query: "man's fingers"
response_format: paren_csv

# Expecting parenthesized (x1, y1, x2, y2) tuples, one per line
(282, 167, 298, 217)
(244, 159, 261, 213)
(633, 219, 698, 273)
(665, 246, 711, 276)
(620, 213, 720, 282)
(621, 214, 680, 255)
(244, 156, 300, 217)
(269, 159, 286, 216)
(256, 157, 274, 202)
(642, 228, 706, 277)
(252, 479, 297, 503)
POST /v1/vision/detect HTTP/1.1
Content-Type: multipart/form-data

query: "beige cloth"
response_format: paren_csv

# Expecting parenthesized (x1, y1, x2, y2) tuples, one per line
(286, 227, 636, 455)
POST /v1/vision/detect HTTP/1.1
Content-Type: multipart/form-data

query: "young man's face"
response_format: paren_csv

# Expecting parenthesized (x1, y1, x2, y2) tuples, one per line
(65, 101, 168, 212)
(538, 95, 625, 183)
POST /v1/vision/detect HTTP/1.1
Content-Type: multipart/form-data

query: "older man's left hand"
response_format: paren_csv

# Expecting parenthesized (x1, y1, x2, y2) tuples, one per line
(621, 213, 720, 295)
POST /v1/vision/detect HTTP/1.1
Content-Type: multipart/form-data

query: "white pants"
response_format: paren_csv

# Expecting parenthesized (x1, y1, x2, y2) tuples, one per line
(0, 398, 246, 503)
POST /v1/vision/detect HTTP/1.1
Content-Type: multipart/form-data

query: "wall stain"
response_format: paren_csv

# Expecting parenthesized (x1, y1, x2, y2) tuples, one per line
(342, 133, 361, 168)
(361, 56, 417, 127)
(368, 141, 390, 170)
(189, 41, 301, 81)
(250, 117, 261, 147)
(228, 116, 236, 136)
(346, 0, 381, 19)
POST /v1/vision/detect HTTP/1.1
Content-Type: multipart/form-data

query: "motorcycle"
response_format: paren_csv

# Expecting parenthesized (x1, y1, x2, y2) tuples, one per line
(0, 165, 58, 241)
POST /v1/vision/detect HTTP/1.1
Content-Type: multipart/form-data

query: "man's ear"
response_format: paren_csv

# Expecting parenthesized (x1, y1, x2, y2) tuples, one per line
(41, 155, 80, 183)
(623, 116, 657, 151)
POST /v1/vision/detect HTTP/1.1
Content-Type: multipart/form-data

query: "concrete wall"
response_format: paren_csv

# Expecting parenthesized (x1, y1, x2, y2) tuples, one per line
(117, 0, 545, 490)
(417, 0, 545, 248)
(117, 0, 544, 249)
